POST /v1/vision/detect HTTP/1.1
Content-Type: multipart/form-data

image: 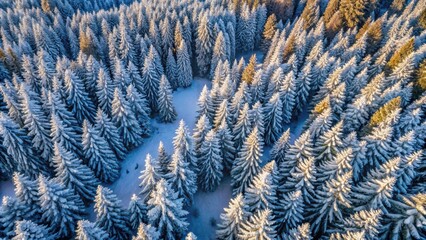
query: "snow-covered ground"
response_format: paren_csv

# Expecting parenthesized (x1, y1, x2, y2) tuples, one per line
(109, 77, 210, 206)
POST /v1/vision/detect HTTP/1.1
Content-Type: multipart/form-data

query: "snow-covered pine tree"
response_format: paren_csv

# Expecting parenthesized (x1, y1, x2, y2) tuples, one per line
(48, 90, 83, 157)
(236, 4, 256, 52)
(294, 62, 312, 114)
(166, 150, 197, 206)
(63, 69, 96, 123)
(75, 220, 109, 240)
(13, 220, 53, 240)
(270, 130, 291, 165)
(281, 223, 312, 240)
(198, 130, 223, 192)
(214, 99, 231, 130)
(261, 14, 277, 52)
(264, 92, 284, 145)
(126, 84, 151, 136)
(0, 196, 26, 238)
(231, 126, 263, 195)
(210, 31, 229, 79)
(314, 121, 344, 165)
(147, 179, 188, 240)
(166, 48, 178, 90)
(216, 119, 236, 170)
(133, 223, 159, 240)
(128, 194, 147, 232)
(158, 75, 177, 123)
(280, 71, 297, 124)
(157, 141, 171, 177)
(94, 109, 127, 161)
(380, 193, 426, 240)
(192, 114, 212, 160)
(111, 88, 143, 150)
(38, 175, 86, 238)
(233, 103, 252, 152)
(173, 120, 197, 173)
(216, 193, 247, 239)
(249, 101, 265, 141)
(238, 209, 276, 240)
(95, 68, 115, 115)
(141, 47, 161, 112)
(52, 142, 99, 202)
(82, 120, 120, 183)
(0, 113, 47, 178)
(18, 83, 52, 161)
(139, 154, 161, 203)
(196, 85, 214, 121)
(94, 186, 132, 240)
(196, 14, 214, 76)
(12, 173, 40, 218)
(308, 171, 353, 236)
(245, 161, 278, 213)
(274, 190, 305, 234)
(176, 40, 192, 88)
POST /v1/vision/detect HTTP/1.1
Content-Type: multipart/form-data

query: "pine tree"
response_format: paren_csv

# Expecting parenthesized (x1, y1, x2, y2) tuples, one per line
(238, 209, 276, 239)
(210, 32, 230, 79)
(294, 63, 312, 114)
(264, 92, 283, 145)
(270, 130, 291, 165)
(196, 14, 214, 76)
(369, 96, 401, 128)
(12, 173, 40, 217)
(18, 83, 52, 161)
(314, 121, 344, 165)
(261, 14, 277, 52)
(216, 194, 247, 239)
(141, 47, 161, 112)
(364, 124, 393, 168)
(38, 175, 86, 238)
(281, 223, 312, 240)
(0, 196, 26, 238)
(176, 40, 192, 88)
(245, 161, 277, 213)
(333, 209, 382, 240)
(139, 154, 161, 203)
(111, 88, 143, 150)
(274, 190, 305, 234)
(173, 120, 197, 173)
(63, 69, 96, 123)
(217, 120, 236, 170)
(241, 55, 256, 84)
(94, 186, 132, 240)
(236, 4, 256, 52)
(308, 171, 353, 235)
(0, 113, 47, 178)
(133, 223, 159, 240)
(386, 38, 415, 73)
(49, 91, 83, 158)
(196, 85, 214, 121)
(158, 75, 177, 122)
(52, 142, 99, 202)
(198, 130, 223, 192)
(231, 127, 263, 195)
(147, 179, 188, 240)
(96, 68, 115, 115)
(233, 103, 252, 151)
(280, 71, 296, 124)
(76, 220, 109, 240)
(339, 0, 368, 28)
(214, 99, 231, 130)
(128, 194, 147, 232)
(192, 114, 212, 159)
(380, 193, 426, 240)
(166, 48, 178, 90)
(166, 150, 197, 206)
(13, 220, 52, 240)
(126, 85, 151, 136)
(157, 141, 171, 177)
(82, 120, 120, 183)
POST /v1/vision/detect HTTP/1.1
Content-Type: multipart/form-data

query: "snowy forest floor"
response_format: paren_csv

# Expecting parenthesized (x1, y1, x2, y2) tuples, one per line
(0, 52, 309, 240)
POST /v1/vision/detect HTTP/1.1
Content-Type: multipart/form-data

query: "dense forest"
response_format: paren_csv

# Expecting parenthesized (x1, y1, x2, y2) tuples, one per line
(0, 0, 425, 239)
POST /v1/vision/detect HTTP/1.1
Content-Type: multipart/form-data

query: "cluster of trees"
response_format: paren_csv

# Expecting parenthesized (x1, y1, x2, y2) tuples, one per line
(0, 0, 426, 239)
